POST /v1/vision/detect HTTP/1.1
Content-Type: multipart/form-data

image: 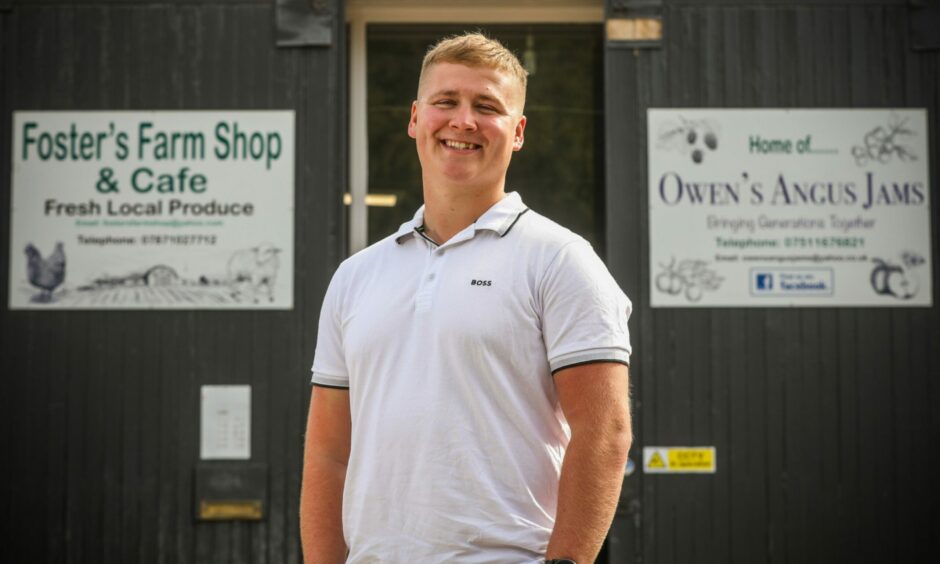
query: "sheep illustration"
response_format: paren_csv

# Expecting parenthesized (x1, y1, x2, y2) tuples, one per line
(228, 243, 281, 303)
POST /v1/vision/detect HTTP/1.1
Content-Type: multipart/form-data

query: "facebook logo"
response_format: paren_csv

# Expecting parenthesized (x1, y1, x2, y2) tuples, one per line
(756, 273, 773, 290)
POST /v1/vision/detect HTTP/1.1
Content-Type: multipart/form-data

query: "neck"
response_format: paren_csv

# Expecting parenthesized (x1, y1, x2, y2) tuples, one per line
(421, 176, 506, 244)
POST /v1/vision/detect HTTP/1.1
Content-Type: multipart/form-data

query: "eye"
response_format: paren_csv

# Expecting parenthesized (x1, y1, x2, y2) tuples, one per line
(433, 99, 456, 107)
(477, 105, 497, 113)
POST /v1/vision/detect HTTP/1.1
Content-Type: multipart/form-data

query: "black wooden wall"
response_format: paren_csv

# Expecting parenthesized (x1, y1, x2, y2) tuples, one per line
(0, 1, 346, 563)
(604, 1, 940, 563)
(2, 1, 938, 563)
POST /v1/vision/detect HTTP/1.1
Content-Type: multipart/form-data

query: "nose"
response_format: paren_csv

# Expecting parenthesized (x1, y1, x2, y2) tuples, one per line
(449, 104, 477, 131)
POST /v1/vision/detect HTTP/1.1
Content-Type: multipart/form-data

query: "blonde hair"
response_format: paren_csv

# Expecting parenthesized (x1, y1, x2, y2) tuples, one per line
(418, 33, 528, 107)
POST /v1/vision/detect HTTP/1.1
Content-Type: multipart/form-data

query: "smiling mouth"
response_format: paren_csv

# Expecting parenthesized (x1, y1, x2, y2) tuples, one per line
(441, 139, 481, 151)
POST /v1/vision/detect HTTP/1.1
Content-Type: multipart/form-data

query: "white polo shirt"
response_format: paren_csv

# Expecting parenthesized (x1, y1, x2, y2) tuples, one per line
(311, 192, 632, 563)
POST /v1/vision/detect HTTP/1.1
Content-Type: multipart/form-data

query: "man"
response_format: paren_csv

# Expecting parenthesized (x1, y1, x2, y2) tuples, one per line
(301, 33, 632, 563)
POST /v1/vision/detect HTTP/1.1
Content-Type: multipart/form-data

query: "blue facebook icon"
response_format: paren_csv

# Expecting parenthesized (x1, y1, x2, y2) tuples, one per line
(756, 273, 773, 290)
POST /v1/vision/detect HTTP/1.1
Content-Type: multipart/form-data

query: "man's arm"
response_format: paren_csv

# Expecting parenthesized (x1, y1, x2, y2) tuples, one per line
(545, 362, 632, 562)
(300, 385, 351, 563)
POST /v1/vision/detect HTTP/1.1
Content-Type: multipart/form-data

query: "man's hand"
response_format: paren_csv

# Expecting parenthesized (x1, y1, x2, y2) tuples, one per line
(545, 362, 632, 562)
(300, 386, 351, 563)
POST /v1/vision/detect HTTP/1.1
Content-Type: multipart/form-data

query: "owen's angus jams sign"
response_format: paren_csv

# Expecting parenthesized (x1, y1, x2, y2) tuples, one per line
(8, 111, 295, 310)
(648, 109, 931, 307)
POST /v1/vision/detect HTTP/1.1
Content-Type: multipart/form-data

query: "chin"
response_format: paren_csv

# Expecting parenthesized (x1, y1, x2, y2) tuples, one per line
(440, 166, 478, 182)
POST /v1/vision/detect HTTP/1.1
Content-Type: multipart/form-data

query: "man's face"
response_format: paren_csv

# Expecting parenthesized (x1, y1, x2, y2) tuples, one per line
(408, 62, 526, 190)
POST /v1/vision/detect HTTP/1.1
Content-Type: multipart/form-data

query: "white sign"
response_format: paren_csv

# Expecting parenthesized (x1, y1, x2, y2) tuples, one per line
(648, 109, 931, 307)
(200, 385, 251, 460)
(643, 446, 716, 474)
(9, 111, 294, 309)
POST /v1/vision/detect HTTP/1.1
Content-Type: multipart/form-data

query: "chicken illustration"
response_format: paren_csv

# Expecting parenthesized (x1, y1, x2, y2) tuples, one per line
(24, 242, 66, 303)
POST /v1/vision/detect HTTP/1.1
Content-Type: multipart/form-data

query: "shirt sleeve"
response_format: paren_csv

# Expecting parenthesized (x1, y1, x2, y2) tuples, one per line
(540, 240, 633, 374)
(310, 266, 350, 388)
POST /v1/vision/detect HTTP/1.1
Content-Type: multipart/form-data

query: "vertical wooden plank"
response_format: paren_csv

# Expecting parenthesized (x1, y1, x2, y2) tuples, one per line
(647, 308, 672, 564)
(855, 308, 896, 563)
(8, 8, 45, 563)
(790, 305, 820, 564)
(121, 311, 145, 564)
(815, 308, 842, 564)
(726, 308, 754, 564)
(752, 8, 783, 564)
(0, 17, 10, 559)
(689, 309, 713, 564)
(890, 304, 926, 561)
(897, 7, 937, 560)
(707, 306, 731, 564)
(631, 44, 653, 564)
(812, 12, 843, 564)
(178, 9, 203, 564)
(604, 2, 659, 559)
(745, 308, 769, 564)
(50, 318, 81, 564)
(813, 8, 858, 563)
(236, 9, 269, 564)
(926, 33, 939, 562)
(123, 7, 153, 562)
(176, 314, 199, 564)
(835, 308, 862, 562)
(118, 10, 144, 563)
(793, 9, 827, 564)
(636, 38, 666, 561)
(763, 309, 795, 564)
(673, 309, 695, 564)
(6, 8, 40, 562)
(197, 7, 227, 563)
(65, 320, 92, 564)
(779, 9, 810, 562)
(149, 12, 186, 561)
(718, 12, 762, 564)
(154, 312, 178, 564)
(685, 8, 719, 563)
(226, 10, 252, 564)
(852, 7, 897, 564)
(284, 37, 312, 564)
(666, 20, 692, 558)
(665, 7, 702, 563)
(0, 0, 8, 325)
(703, 14, 731, 561)
(264, 48, 279, 564)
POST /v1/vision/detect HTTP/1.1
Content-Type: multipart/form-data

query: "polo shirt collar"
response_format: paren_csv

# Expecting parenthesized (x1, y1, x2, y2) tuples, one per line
(394, 191, 529, 245)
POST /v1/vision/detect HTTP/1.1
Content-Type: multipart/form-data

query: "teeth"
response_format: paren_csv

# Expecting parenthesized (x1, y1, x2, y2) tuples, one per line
(444, 140, 478, 150)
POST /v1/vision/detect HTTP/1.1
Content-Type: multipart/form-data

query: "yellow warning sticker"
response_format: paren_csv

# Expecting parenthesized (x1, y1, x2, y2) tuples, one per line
(643, 447, 716, 474)
(647, 451, 667, 469)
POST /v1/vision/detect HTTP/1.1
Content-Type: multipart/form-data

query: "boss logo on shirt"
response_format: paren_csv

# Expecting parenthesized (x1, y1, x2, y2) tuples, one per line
(470, 279, 492, 286)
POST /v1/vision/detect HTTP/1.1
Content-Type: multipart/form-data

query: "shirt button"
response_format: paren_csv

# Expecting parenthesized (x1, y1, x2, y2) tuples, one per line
(427, 273, 436, 281)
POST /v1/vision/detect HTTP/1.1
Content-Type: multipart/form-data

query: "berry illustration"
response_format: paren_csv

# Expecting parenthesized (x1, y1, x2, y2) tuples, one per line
(657, 116, 721, 165)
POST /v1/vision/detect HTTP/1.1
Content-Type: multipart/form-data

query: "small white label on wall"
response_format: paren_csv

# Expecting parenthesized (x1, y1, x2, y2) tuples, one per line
(200, 385, 251, 460)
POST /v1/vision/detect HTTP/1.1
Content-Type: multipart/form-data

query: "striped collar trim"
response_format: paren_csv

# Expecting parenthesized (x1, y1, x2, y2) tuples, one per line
(394, 192, 529, 244)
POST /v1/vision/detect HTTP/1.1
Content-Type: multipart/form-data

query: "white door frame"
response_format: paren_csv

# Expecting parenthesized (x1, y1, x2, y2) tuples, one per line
(345, 0, 604, 254)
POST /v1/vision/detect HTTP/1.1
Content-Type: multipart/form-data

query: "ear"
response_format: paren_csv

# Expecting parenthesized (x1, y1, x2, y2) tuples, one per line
(512, 115, 527, 151)
(407, 101, 418, 139)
